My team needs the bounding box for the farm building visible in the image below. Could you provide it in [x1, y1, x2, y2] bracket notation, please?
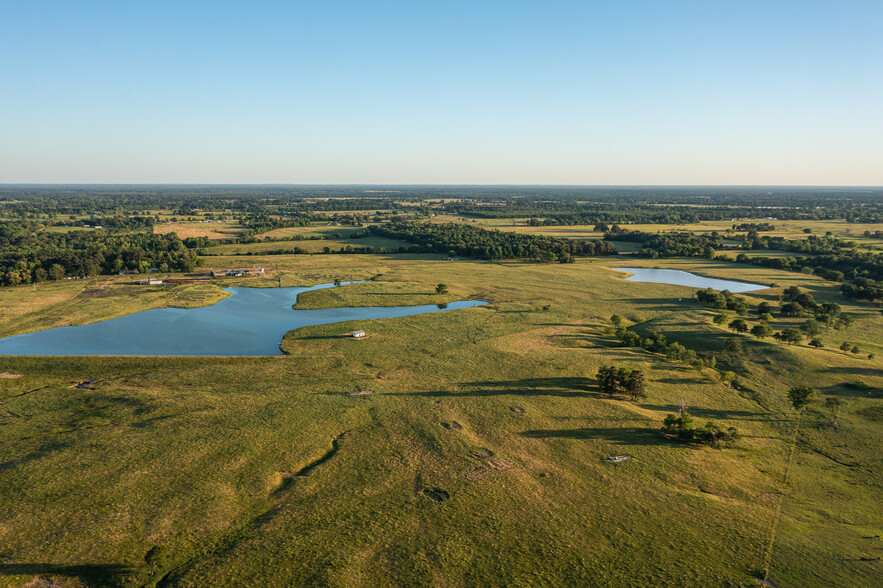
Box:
[340, 330, 366, 339]
[210, 267, 265, 278]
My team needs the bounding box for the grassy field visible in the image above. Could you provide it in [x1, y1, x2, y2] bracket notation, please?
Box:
[0, 256, 881, 587]
[154, 221, 246, 240]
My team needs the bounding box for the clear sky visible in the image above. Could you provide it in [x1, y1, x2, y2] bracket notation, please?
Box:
[1, 1, 881, 185]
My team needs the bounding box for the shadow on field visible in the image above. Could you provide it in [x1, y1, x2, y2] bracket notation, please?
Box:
[0, 563, 133, 586]
[822, 367, 882, 376]
[820, 383, 882, 399]
[411, 377, 598, 399]
[0, 440, 70, 472]
[641, 404, 784, 422]
[617, 297, 689, 311]
[520, 426, 665, 445]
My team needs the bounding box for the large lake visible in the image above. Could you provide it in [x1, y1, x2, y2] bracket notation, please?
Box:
[0, 282, 487, 356]
[614, 268, 767, 293]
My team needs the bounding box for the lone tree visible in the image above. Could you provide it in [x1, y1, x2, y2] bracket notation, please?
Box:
[435, 283, 448, 295]
[800, 319, 821, 338]
[610, 314, 623, 327]
[596, 365, 620, 396]
[725, 337, 744, 357]
[728, 318, 749, 333]
[677, 398, 688, 415]
[775, 328, 803, 346]
[824, 397, 843, 425]
[751, 323, 773, 339]
[145, 545, 169, 574]
[623, 369, 646, 401]
[836, 314, 855, 331]
[787, 386, 815, 412]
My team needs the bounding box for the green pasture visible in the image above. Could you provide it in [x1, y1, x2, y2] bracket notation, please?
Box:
[0, 257, 880, 587]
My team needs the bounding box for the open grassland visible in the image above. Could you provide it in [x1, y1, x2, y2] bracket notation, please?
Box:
[255, 224, 358, 239]
[154, 221, 246, 240]
[0, 256, 880, 587]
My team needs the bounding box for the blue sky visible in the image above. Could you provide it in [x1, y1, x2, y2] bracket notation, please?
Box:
[1, 1, 881, 184]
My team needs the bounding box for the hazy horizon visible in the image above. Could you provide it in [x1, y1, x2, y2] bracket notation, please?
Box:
[3, 1, 881, 185]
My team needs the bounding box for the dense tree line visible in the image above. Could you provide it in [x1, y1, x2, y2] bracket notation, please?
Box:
[0, 224, 196, 285]
[607, 230, 724, 258]
[369, 221, 617, 260]
[732, 222, 775, 231]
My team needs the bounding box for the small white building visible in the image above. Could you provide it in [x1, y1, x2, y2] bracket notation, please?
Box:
[351, 330, 366, 339]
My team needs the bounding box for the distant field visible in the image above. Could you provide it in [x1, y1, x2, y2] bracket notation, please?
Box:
[256, 224, 364, 239]
[154, 221, 246, 240]
[208, 236, 412, 255]
[1, 255, 880, 586]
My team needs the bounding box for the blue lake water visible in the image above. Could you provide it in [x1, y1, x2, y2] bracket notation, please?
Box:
[0, 282, 487, 356]
[614, 268, 767, 293]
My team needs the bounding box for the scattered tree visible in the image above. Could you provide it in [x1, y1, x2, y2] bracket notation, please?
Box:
[775, 328, 803, 346]
[787, 386, 815, 411]
[610, 314, 623, 327]
[435, 283, 448, 294]
[751, 323, 773, 339]
[718, 370, 736, 386]
[623, 369, 647, 401]
[728, 318, 749, 333]
[677, 398, 688, 415]
[724, 337, 744, 357]
[824, 397, 843, 425]
[145, 545, 169, 574]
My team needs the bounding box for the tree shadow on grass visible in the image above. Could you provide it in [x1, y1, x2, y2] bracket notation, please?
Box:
[520, 426, 668, 446]
[822, 367, 883, 376]
[819, 383, 882, 399]
[614, 297, 691, 312]
[0, 440, 71, 472]
[408, 377, 600, 399]
[0, 563, 134, 586]
[640, 404, 787, 422]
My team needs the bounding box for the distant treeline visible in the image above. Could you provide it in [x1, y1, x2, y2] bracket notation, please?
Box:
[0, 222, 197, 286]
[369, 221, 616, 261]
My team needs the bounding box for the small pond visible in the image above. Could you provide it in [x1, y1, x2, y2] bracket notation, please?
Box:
[0, 282, 487, 356]
[613, 268, 767, 293]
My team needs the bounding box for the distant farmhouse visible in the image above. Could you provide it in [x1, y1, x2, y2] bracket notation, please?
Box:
[138, 278, 164, 286]
[210, 267, 265, 278]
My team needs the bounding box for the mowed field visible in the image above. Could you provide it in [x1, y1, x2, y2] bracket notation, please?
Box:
[154, 221, 247, 240]
[432, 215, 883, 249]
[0, 256, 881, 587]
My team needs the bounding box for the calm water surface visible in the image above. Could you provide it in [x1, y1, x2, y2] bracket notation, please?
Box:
[614, 268, 767, 293]
[0, 282, 487, 356]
